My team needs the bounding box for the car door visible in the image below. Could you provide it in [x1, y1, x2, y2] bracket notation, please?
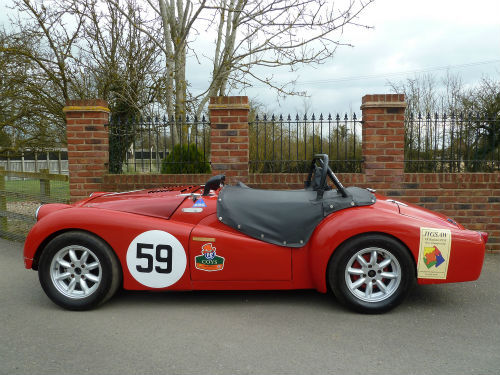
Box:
[189, 215, 292, 281]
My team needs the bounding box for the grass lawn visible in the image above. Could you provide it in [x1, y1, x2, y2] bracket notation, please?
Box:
[3, 179, 69, 203]
[1, 178, 69, 240]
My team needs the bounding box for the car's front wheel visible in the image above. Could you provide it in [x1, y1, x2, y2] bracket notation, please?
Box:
[328, 234, 414, 313]
[38, 231, 121, 310]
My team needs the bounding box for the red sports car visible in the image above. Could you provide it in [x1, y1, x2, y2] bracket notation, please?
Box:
[23, 155, 487, 313]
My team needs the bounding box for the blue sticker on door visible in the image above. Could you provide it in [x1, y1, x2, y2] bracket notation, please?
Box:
[193, 198, 207, 208]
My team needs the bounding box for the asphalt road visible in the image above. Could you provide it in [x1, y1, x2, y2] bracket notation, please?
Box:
[1, 238, 499, 375]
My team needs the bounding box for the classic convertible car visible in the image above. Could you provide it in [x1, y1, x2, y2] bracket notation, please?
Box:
[23, 155, 487, 313]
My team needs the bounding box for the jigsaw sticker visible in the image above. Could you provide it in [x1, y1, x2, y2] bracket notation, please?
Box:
[126, 230, 187, 288]
[195, 243, 225, 271]
[193, 198, 207, 208]
[417, 227, 452, 279]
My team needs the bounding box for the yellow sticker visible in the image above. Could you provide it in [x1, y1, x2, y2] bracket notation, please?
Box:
[417, 227, 452, 279]
[192, 237, 216, 242]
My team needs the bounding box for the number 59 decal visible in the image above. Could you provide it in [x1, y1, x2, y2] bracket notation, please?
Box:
[126, 230, 187, 288]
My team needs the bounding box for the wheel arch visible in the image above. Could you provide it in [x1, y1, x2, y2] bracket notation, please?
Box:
[324, 231, 417, 292]
[309, 227, 417, 293]
[31, 229, 122, 279]
[36, 229, 124, 310]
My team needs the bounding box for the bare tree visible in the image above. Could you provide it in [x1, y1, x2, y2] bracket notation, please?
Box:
[441, 70, 464, 113]
[389, 72, 500, 171]
[0, 31, 32, 148]
[69, 0, 168, 172]
[1, 0, 86, 146]
[1, 0, 165, 151]
[388, 71, 471, 115]
[461, 76, 500, 168]
[107, 0, 374, 118]
[2, 0, 374, 155]
[388, 73, 439, 115]
[72, 0, 165, 117]
[196, 0, 374, 116]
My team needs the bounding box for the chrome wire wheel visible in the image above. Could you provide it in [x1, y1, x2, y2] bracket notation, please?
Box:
[49, 245, 102, 299]
[344, 247, 401, 303]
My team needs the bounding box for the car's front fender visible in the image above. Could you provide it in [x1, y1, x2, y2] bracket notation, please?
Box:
[24, 207, 195, 290]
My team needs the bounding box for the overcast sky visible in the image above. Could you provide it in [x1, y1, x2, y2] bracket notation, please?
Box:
[1, 0, 499, 116]
[237, 0, 500, 115]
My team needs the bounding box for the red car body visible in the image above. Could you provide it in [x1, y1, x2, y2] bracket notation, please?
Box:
[24, 184, 486, 299]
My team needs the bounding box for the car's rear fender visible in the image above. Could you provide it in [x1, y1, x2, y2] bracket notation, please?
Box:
[307, 205, 420, 293]
[322, 231, 417, 292]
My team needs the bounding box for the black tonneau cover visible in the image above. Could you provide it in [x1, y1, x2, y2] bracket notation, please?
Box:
[217, 184, 375, 248]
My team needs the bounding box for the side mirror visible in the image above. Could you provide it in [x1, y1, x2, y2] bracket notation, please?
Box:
[203, 174, 225, 196]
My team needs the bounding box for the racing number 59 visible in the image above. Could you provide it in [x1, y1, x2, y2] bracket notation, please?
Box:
[136, 243, 173, 274]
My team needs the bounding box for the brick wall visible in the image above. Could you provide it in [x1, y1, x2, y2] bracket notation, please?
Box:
[208, 96, 250, 184]
[399, 174, 500, 251]
[63, 99, 109, 202]
[102, 174, 210, 191]
[361, 94, 406, 189]
[64, 96, 500, 253]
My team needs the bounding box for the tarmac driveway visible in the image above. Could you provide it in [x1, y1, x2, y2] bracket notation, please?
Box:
[1, 238, 499, 375]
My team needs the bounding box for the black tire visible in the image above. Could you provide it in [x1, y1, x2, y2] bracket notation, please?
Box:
[328, 234, 414, 314]
[38, 231, 121, 310]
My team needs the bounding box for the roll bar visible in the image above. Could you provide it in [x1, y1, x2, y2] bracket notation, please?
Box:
[305, 154, 348, 199]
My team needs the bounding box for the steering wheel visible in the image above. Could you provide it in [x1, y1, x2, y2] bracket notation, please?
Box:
[305, 154, 348, 199]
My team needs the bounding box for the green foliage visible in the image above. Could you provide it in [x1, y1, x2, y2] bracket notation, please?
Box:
[161, 144, 210, 174]
[108, 115, 138, 174]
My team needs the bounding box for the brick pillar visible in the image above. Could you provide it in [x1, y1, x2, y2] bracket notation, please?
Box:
[208, 96, 250, 184]
[361, 94, 406, 190]
[63, 99, 110, 202]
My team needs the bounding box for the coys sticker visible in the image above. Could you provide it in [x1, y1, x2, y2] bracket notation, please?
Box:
[195, 243, 225, 271]
[417, 227, 452, 279]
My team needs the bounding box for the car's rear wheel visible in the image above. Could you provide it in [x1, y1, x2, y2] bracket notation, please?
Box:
[328, 234, 414, 313]
[38, 231, 121, 310]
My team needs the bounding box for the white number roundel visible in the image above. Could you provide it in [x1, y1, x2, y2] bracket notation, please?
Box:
[126, 230, 187, 288]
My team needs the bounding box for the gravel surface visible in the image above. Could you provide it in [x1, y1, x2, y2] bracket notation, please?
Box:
[6, 201, 39, 217]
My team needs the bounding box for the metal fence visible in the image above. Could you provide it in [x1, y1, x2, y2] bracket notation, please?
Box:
[249, 113, 362, 173]
[0, 168, 69, 241]
[405, 113, 500, 172]
[108, 116, 211, 174]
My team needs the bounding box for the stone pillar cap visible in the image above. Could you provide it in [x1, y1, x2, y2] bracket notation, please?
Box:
[360, 102, 407, 110]
[208, 96, 250, 110]
[63, 99, 110, 113]
[361, 94, 406, 110]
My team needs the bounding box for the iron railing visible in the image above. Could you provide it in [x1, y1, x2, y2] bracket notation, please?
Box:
[405, 113, 500, 172]
[0, 167, 69, 241]
[249, 113, 362, 173]
[108, 116, 211, 174]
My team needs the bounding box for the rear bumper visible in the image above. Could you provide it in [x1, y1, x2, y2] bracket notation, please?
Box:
[418, 229, 485, 285]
